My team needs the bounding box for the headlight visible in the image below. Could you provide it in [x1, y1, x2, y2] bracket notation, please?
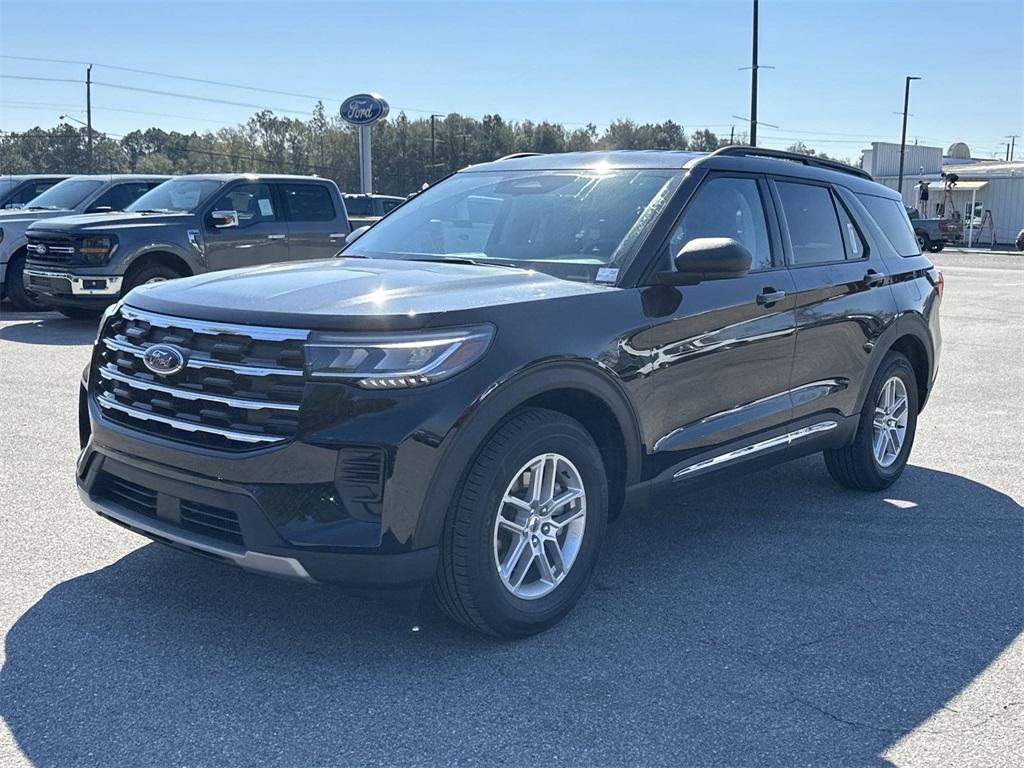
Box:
[78, 235, 117, 265]
[304, 325, 494, 388]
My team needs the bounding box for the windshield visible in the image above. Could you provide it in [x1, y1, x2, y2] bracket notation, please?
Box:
[127, 178, 222, 213]
[24, 179, 103, 210]
[344, 168, 682, 282]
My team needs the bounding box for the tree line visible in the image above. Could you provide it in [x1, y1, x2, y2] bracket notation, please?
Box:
[0, 103, 853, 195]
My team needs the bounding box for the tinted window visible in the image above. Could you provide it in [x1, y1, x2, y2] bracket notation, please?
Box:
[282, 184, 335, 221]
[381, 198, 402, 213]
[8, 180, 60, 206]
[23, 179, 103, 210]
[87, 182, 154, 212]
[212, 183, 276, 227]
[666, 176, 772, 271]
[344, 196, 373, 216]
[858, 194, 920, 257]
[129, 178, 221, 213]
[776, 182, 845, 264]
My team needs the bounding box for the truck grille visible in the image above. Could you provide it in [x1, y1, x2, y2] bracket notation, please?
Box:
[26, 233, 76, 265]
[94, 306, 309, 449]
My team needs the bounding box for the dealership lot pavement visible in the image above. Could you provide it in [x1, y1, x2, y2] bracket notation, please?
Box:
[1, 250, 1021, 767]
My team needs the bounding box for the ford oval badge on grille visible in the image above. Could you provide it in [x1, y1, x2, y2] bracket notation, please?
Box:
[143, 344, 186, 376]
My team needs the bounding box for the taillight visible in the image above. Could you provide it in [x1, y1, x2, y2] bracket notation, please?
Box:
[938, 221, 949, 233]
[927, 269, 944, 301]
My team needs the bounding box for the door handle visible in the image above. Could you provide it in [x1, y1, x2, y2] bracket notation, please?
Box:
[329, 233, 346, 239]
[756, 288, 787, 305]
[863, 269, 886, 287]
[266, 234, 286, 240]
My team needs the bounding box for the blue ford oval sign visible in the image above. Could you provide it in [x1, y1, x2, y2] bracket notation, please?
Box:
[340, 93, 389, 126]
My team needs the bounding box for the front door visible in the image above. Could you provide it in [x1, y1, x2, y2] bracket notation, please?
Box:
[635, 173, 798, 478]
[203, 182, 290, 271]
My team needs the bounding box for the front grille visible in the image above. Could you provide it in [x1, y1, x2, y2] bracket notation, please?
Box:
[26, 233, 76, 266]
[95, 470, 244, 546]
[94, 306, 309, 449]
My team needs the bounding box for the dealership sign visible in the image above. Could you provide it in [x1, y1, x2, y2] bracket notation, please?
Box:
[340, 94, 390, 126]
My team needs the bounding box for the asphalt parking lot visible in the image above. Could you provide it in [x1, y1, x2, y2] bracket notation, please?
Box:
[1, 249, 1021, 767]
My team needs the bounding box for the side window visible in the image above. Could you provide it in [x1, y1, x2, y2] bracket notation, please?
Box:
[87, 183, 151, 213]
[281, 184, 335, 222]
[776, 181, 845, 265]
[212, 183, 276, 227]
[835, 197, 867, 259]
[11, 181, 58, 206]
[344, 196, 373, 216]
[856, 193, 920, 257]
[667, 176, 773, 271]
[381, 198, 402, 213]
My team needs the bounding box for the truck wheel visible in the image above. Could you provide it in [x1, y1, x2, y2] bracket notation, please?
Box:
[433, 408, 608, 638]
[123, 263, 183, 293]
[58, 307, 103, 321]
[916, 232, 931, 252]
[929, 244, 944, 253]
[824, 352, 919, 491]
[6, 253, 49, 312]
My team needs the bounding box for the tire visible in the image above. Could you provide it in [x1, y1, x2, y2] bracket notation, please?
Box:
[123, 262, 183, 293]
[5, 253, 49, 312]
[824, 352, 919, 491]
[433, 407, 608, 638]
[929, 244, 944, 253]
[58, 306, 103, 321]
[916, 232, 931, 252]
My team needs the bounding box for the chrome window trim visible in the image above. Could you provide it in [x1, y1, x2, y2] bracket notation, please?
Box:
[98, 364, 300, 412]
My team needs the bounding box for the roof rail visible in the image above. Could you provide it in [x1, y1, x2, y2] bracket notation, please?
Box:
[495, 152, 544, 161]
[709, 145, 873, 181]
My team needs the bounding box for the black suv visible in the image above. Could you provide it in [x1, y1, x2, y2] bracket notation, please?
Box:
[77, 148, 942, 638]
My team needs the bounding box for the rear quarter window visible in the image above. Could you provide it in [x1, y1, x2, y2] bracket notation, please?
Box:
[857, 193, 920, 257]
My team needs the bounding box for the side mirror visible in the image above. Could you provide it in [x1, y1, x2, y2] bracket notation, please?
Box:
[211, 210, 239, 228]
[88, 205, 113, 213]
[345, 225, 370, 245]
[656, 237, 752, 285]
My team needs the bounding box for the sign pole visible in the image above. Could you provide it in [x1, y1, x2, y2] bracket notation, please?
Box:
[359, 125, 372, 194]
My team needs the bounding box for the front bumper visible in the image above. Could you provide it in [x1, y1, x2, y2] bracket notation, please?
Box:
[24, 267, 123, 297]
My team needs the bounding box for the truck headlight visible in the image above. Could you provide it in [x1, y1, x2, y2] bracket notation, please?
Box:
[305, 325, 494, 388]
[79, 235, 117, 265]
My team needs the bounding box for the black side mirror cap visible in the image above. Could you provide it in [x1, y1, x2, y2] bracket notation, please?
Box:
[653, 237, 753, 285]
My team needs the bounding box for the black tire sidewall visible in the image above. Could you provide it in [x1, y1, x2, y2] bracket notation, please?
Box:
[124, 264, 181, 293]
[6, 254, 48, 311]
[457, 412, 608, 636]
[859, 354, 919, 484]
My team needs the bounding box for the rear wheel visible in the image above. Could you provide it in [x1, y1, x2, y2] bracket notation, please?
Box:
[824, 353, 919, 490]
[433, 408, 608, 638]
[916, 232, 931, 253]
[929, 243, 944, 253]
[6, 254, 49, 311]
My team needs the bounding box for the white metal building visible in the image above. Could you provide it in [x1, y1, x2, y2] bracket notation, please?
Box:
[862, 141, 1024, 246]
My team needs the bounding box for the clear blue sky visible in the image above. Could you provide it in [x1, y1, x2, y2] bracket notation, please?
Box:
[1, 0, 1021, 160]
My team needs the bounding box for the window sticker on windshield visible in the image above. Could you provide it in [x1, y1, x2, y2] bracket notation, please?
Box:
[596, 267, 619, 283]
[258, 198, 274, 216]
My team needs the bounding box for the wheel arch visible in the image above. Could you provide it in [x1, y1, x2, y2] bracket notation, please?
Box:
[123, 247, 196, 281]
[411, 360, 644, 549]
[857, 315, 935, 414]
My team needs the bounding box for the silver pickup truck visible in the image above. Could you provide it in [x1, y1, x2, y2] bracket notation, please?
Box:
[906, 206, 961, 253]
[1, 175, 168, 310]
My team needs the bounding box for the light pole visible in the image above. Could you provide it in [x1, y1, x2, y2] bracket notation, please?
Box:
[59, 114, 87, 127]
[750, 0, 759, 146]
[897, 76, 921, 201]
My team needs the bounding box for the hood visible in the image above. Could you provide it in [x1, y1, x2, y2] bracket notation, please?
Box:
[26, 210, 193, 235]
[0, 208, 77, 228]
[126, 258, 610, 331]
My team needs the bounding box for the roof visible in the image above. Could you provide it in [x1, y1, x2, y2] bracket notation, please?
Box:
[65, 174, 171, 181]
[463, 150, 706, 172]
[173, 173, 331, 182]
[0, 174, 68, 181]
[926, 180, 988, 191]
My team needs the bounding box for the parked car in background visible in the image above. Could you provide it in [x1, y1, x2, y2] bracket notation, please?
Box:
[1, 174, 169, 310]
[24, 173, 350, 318]
[906, 206, 960, 252]
[342, 193, 405, 228]
[0, 174, 68, 209]
[76, 148, 942, 638]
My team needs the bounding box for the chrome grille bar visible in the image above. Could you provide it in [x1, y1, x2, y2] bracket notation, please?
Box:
[102, 337, 305, 378]
[120, 306, 310, 342]
[96, 394, 286, 445]
[98, 364, 300, 411]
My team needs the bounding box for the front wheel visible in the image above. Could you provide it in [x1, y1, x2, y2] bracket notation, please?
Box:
[6, 254, 49, 311]
[123, 263, 183, 294]
[824, 352, 919, 490]
[433, 408, 608, 638]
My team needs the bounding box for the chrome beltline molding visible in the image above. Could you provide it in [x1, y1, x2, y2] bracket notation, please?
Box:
[673, 420, 838, 479]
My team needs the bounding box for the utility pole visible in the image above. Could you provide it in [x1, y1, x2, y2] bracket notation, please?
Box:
[750, 0, 759, 146]
[85, 64, 94, 174]
[1007, 134, 1018, 162]
[896, 75, 921, 202]
[428, 114, 444, 182]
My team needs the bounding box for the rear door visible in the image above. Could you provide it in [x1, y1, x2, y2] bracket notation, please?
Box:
[279, 182, 347, 260]
[635, 172, 798, 475]
[771, 177, 898, 424]
[202, 182, 290, 271]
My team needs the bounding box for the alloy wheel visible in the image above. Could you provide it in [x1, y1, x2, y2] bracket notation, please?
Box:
[492, 452, 587, 600]
[872, 376, 909, 468]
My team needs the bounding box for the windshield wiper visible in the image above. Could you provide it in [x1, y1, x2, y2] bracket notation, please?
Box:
[408, 256, 528, 270]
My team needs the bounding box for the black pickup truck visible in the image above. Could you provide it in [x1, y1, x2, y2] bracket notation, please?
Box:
[24, 174, 350, 318]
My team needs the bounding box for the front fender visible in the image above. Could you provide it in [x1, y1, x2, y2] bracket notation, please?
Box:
[411, 359, 643, 549]
[120, 241, 202, 274]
